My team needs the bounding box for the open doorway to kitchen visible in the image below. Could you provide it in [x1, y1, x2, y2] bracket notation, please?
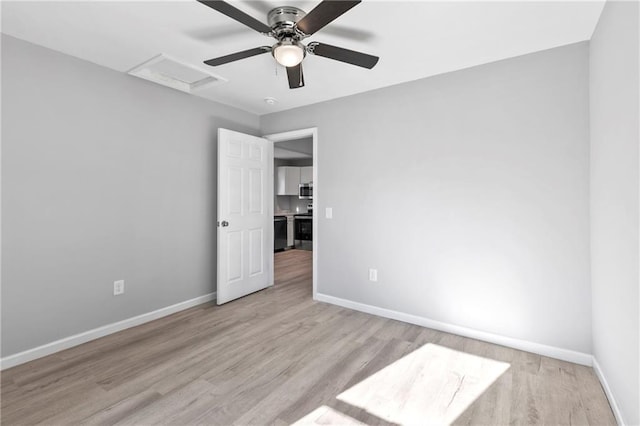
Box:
[265, 128, 317, 299]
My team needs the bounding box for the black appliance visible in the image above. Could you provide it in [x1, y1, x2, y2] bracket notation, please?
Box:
[294, 213, 312, 250]
[274, 216, 287, 251]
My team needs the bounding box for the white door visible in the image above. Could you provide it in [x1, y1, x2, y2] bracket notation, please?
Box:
[217, 128, 273, 305]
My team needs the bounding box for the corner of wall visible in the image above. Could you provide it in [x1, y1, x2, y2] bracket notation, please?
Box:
[592, 357, 628, 426]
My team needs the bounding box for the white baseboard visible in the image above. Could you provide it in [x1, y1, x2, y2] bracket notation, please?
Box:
[592, 357, 626, 426]
[315, 293, 593, 366]
[0, 292, 216, 371]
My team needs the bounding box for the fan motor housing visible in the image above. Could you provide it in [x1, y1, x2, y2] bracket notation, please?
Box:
[268, 6, 306, 38]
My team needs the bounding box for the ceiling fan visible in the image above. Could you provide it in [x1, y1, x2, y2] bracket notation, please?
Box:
[197, 0, 379, 89]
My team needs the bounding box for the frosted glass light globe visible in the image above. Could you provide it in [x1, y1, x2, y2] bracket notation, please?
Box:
[273, 42, 305, 67]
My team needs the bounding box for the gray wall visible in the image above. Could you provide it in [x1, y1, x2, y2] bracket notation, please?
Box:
[262, 42, 592, 353]
[1, 35, 259, 357]
[589, 1, 640, 424]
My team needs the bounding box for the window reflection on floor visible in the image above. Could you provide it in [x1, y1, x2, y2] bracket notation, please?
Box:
[293, 343, 510, 425]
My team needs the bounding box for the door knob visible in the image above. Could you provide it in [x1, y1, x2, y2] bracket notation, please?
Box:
[221, 220, 229, 227]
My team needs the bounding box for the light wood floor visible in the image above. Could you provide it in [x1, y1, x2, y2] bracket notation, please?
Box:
[1, 249, 615, 425]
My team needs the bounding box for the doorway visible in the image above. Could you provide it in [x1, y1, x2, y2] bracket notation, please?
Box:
[265, 128, 318, 299]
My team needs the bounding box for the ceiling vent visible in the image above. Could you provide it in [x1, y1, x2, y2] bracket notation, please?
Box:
[128, 54, 227, 93]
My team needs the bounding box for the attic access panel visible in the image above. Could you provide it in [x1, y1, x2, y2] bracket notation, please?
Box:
[128, 54, 227, 93]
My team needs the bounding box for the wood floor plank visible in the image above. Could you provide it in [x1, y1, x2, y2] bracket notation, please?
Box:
[79, 390, 163, 425]
[1, 249, 615, 425]
[574, 364, 618, 425]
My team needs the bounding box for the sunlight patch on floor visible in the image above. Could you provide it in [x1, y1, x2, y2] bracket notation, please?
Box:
[294, 343, 510, 425]
[337, 343, 510, 425]
[293, 405, 367, 425]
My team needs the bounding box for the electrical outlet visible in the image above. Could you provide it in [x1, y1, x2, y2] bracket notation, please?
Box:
[113, 280, 125, 296]
[369, 269, 378, 282]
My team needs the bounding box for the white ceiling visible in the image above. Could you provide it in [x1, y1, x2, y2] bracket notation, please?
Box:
[1, 1, 605, 115]
[274, 137, 313, 158]
[274, 146, 311, 159]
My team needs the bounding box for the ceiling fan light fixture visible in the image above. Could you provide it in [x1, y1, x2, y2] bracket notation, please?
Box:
[199, 0, 379, 90]
[273, 40, 305, 67]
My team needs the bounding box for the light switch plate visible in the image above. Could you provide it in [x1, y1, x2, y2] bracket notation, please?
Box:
[325, 207, 333, 219]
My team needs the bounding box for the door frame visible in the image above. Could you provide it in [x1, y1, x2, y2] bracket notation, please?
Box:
[264, 127, 318, 300]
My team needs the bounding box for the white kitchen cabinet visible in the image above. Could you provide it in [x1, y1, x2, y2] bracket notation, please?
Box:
[277, 166, 301, 195]
[300, 166, 313, 184]
[287, 216, 294, 247]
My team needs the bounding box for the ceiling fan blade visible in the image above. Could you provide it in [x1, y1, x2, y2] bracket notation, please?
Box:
[197, 1, 272, 34]
[286, 64, 305, 89]
[308, 42, 378, 69]
[296, 1, 361, 36]
[204, 46, 271, 66]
